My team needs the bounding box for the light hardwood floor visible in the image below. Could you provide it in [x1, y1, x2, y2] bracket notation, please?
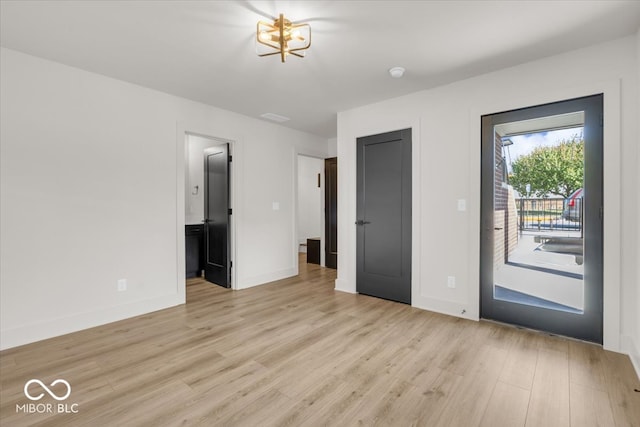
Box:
[1, 256, 639, 426]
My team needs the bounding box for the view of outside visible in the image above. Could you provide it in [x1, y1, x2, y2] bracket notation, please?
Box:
[493, 126, 585, 313]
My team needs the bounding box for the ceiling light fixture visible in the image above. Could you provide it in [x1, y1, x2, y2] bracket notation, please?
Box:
[389, 67, 405, 78]
[257, 13, 311, 63]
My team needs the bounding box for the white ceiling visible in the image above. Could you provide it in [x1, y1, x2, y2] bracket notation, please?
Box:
[1, 1, 639, 138]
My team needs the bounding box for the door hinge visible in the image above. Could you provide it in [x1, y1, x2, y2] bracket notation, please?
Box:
[229, 155, 232, 162]
[600, 115, 604, 127]
[228, 208, 232, 215]
[230, 261, 232, 268]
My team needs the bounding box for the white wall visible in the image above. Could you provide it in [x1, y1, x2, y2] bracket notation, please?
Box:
[297, 155, 324, 247]
[327, 137, 337, 158]
[337, 36, 639, 359]
[0, 47, 327, 350]
[633, 28, 640, 374]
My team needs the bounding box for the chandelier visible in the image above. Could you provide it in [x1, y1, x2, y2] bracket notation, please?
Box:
[256, 14, 311, 63]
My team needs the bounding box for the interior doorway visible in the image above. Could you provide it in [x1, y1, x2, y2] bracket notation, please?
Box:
[480, 94, 603, 343]
[356, 129, 412, 304]
[296, 155, 325, 265]
[185, 133, 234, 288]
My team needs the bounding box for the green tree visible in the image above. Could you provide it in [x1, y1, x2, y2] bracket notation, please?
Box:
[509, 136, 583, 198]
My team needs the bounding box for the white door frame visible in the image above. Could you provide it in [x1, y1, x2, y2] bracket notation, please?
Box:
[295, 153, 328, 268]
[176, 123, 240, 301]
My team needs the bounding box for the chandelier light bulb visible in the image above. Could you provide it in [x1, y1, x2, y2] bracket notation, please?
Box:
[256, 13, 311, 63]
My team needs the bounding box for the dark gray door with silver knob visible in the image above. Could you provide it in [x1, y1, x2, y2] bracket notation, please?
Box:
[204, 144, 230, 288]
[356, 129, 412, 304]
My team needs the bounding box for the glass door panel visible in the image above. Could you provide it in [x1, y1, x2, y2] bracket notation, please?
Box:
[480, 95, 603, 343]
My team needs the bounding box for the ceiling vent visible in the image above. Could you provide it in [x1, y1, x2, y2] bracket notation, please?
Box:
[260, 113, 291, 123]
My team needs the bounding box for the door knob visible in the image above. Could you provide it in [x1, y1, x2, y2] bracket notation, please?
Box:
[355, 220, 371, 225]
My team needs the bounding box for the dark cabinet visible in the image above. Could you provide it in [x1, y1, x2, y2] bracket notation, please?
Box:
[185, 224, 204, 278]
[307, 237, 321, 265]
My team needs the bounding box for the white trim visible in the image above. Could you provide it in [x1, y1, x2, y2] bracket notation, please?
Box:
[467, 107, 482, 321]
[176, 125, 187, 302]
[413, 296, 472, 319]
[1, 293, 181, 350]
[334, 278, 356, 294]
[410, 123, 423, 310]
[292, 148, 299, 276]
[600, 82, 622, 351]
[238, 268, 297, 290]
[621, 334, 640, 379]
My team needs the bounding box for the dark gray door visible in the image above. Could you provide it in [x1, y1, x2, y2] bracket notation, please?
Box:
[325, 157, 337, 269]
[480, 94, 603, 343]
[204, 144, 230, 288]
[356, 129, 412, 304]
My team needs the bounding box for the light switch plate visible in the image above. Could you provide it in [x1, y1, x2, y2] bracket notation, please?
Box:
[447, 276, 456, 288]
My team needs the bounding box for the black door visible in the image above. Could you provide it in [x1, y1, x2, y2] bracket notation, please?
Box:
[480, 94, 603, 343]
[204, 144, 231, 288]
[356, 129, 412, 304]
[325, 157, 337, 269]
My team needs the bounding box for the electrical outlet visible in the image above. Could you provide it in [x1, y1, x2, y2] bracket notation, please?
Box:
[457, 199, 466, 211]
[447, 276, 456, 288]
[117, 279, 127, 292]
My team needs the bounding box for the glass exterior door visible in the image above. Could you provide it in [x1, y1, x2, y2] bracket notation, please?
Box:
[480, 95, 603, 343]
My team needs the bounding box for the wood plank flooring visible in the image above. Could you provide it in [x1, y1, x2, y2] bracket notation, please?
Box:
[1, 256, 639, 426]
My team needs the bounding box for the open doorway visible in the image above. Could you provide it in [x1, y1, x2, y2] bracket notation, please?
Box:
[185, 133, 234, 288]
[297, 155, 324, 266]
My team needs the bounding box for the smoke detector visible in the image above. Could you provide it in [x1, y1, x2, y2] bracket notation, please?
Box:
[389, 67, 405, 78]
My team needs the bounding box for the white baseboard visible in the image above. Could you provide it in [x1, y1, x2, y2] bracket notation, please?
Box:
[334, 278, 356, 294]
[621, 334, 640, 380]
[238, 267, 297, 290]
[412, 296, 477, 321]
[0, 293, 183, 351]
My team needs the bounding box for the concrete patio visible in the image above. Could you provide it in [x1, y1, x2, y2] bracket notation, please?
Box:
[494, 230, 584, 312]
